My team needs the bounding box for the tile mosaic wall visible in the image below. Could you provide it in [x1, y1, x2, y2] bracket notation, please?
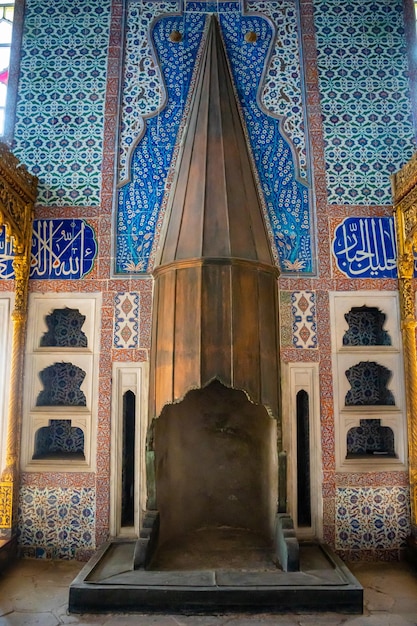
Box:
[13, 0, 111, 206]
[335, 486, 410, 554]
[18, 486, 95, 559]
[314, 0, 415, 204]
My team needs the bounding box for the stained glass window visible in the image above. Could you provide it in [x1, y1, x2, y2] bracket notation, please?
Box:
[0, 3, 13, 135]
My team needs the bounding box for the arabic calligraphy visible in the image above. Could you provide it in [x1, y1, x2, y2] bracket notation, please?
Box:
[333, 217, 401, 279]
[0, 219, 97, 280]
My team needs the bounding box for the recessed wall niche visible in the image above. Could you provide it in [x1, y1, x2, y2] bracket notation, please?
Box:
[330, 292, 406, 471]
[21, 294, 101, 472]
[33, 419, 85, 460]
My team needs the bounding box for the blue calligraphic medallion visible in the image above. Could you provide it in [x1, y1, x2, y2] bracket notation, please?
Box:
[333, 217, 398, 279]
[0, 219, 97, 280]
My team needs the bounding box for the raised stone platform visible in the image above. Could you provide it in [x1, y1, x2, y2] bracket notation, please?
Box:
[69, 540, 363, 614]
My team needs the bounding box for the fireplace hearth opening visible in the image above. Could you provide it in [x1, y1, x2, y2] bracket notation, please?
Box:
[149, 380, 278, 570]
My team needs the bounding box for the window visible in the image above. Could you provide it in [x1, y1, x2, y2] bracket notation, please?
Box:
[0, 2, 14, 135]
[21, 294, 101, 472]
[330, 292, 407, 471]
[0, 0, 22, 140]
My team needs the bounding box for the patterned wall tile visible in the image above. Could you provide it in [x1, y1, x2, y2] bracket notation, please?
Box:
[119, 0, 178, 183]
[114, 291, 140, 348]
[291, 290, 317, 348]
[116, 9, 206, 273]
[117, 2, 314, 274]
[18, 486, 95, 559]
[314, 0, 415, 204]
[248, 0, 307, 179]
[335, 487, 410, 551]
[13, 0, 111, 206]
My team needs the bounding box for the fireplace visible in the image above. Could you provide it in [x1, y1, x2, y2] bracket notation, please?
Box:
[69, 13, 363, 613]
[150, 380, 278, 568]
[142, 14, 282, 570]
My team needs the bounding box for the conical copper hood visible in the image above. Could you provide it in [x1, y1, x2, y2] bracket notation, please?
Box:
[149, 15, 280, 421]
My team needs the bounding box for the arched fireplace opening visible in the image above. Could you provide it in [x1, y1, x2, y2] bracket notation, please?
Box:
[150, 380, 278, 570]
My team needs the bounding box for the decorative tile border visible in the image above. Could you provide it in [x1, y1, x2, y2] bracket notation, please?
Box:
[279, 290, 292, 347]
[114, 292, 140, 348]
[291, 290, 317, 348]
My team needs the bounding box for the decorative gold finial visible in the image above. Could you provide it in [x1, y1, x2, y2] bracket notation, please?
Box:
[244, 31, 257, 43]
[169, 30, 182, 43]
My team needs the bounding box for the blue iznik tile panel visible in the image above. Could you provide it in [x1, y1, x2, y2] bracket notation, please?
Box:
[116, 8, 206, 272]
[335, 487, 410, 551]
[119, 1, 178, 184]
[13, 0, 111, 206]
[18, 486, 95, 559]
[248, 1, 307, 180]
[116, 1, 313, 274]
[314, 0, 415, 205]
[220, 9, 311, 272]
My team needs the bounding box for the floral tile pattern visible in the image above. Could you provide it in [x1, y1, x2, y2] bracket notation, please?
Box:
[291, 290, 317, 348]
[250, 0, 307, 179]
[314, 0, 415, 204]
[116, 9, 206, 273]
[114, 292, 140, 348]
[335, 487, 410, 551]
[13, 0, 111, 206]
[118, 0, 178, 184]
[117, 2, 314, 274]
[18, 486, 95, 559]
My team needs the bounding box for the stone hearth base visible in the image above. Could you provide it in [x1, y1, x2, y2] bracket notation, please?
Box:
[69, 540, 363, 614]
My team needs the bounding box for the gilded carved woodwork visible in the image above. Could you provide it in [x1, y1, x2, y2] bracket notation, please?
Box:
[392, 155, 417, 537]
[392, 151, 417, 205]
[0, 142, 37, 531]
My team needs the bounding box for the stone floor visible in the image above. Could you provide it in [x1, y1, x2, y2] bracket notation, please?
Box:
[0, 558, 417, 625]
